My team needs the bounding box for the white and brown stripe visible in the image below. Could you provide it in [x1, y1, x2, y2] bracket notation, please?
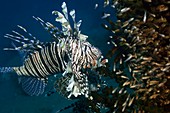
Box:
[13, 42, 68, 78]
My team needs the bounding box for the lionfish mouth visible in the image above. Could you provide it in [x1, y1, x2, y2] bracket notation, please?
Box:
[83, 56, 108, 69]
[94, 57, 108, 66]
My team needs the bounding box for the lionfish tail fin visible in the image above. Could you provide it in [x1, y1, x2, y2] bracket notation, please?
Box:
[0, 67, 14, 73]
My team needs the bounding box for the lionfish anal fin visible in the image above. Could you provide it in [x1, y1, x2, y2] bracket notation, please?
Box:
[18, 76, 47, 96]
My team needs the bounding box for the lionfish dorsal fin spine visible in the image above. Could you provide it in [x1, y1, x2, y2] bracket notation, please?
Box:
[33, 16, 63, 40]
[4, 25, 45, 55]
[61, 2, 69, 20]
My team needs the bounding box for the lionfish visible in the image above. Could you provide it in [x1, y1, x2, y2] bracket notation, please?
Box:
[0, 2, 105, 98]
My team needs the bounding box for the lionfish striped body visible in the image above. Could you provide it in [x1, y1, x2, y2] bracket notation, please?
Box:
[0, 2, 103, 98]
[14, 42, 67, 77]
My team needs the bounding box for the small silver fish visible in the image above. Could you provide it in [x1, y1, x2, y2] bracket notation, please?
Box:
[101, 13, 110, 19]
[94, 4, 98, 9]
[120, 7, 130, 13]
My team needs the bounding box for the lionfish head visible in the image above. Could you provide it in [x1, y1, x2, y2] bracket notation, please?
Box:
[81, 41, 107, 69]
[90, 45, 102, 59]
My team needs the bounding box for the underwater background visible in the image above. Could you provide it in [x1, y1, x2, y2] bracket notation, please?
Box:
[0, 0, 113, 113]
[0, 0, 170, 113]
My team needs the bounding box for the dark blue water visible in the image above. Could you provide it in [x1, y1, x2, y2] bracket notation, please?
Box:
[0, 0, 116, 113]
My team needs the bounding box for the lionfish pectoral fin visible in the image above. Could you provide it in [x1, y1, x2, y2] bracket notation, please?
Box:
[19, 76, 47, 96]
[54, 73, 72, 98]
